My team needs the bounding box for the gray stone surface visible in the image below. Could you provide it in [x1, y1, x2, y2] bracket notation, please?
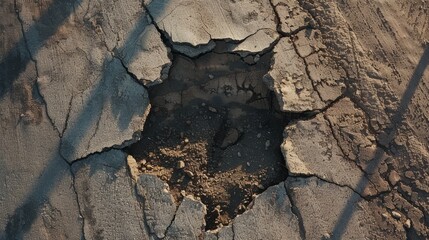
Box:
[17, 0, 171, 162]
[263, 36, 344, 112]
[1, 0, 428, 238]
[227, 29, 279, 57]
[137, 174, 177, 238]
[203, 231, 219, 240]
[165, 196, 207, 240]
[146, 0, 277, 57]
[281, 98, 390, 196]
[281, 112, 369, 194]
[263, 38, 324, 112]
[72, 149, 150, 240]
[20, 0, 171, 87]
[39, 56, 151, 162]
[116, 23, 171, 86]
[217, 225, 234, 240]
[0, 2, 82, 239]
[0, 96, 82, 240]
[232, 183, 301, 240]
[285, 177, 405, 239]
[324, 98, 390, 195]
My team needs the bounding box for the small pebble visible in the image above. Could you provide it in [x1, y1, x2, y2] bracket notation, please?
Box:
[404, 219, 411, 229]
[184, 138, 189, 144]
[177, 161, 185, 169]
[246, 162, 250, 167]
[238, 152, 242, 157]
[392, 211, 401, 219]
[201, 102, 206, 107]
[254, 54, 260, 62]
[265, 140, 271, 150]
[184, 170, 194, 177]
[405, 171, 414, 179]
[388, 170, 400, 186]
[186, 120, 192, 125]
[257, 133, 261, 138]
[208, 106, 217, 113]
[322, 233, 330, 239]
[208, 74, 214, 79]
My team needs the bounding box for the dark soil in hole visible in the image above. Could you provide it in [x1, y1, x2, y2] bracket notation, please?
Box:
[126, 52, 290, 230]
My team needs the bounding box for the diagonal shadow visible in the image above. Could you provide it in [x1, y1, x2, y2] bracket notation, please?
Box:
[0, 0, 82, 99]
[2, 1, 170, 239]
[331, 46, 429, 239]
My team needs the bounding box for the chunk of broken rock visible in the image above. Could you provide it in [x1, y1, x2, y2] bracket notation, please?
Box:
[137, 174, 176, 238]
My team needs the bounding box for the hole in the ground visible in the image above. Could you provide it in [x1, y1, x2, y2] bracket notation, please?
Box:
[126, 51, 292, 230]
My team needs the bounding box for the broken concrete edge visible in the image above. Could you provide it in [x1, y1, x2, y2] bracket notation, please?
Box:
[126, 155, 179, 239]
[115, 53, 172, 88]
[142, 1, 283, 59]
[281, 121, 383, 199]
[28, 1, 398, 237]
[69, 149, 151, 239]
[126, 155, 293, 238]
[59, 97, 151, 164]
[283, 181, 306, 240]
[321, 113, 390, 196]
[63, 120, 396, 240]
[270, 0, 320, 37]
[126, 159, 162, 239]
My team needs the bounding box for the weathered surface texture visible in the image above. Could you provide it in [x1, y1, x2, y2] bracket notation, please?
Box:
[285, 177, 405, 239]
[231, 183, 301, 240]
[145, 0, 278, 57]
[17, 0, 170, 162]
[0, 96, 82, 240]
[282, 98, 390, 196]
[136, 174, 177, 238]
[165, 196, 207, 240]
[72, 150, 150, 240]
[272, 0, 315, 35]
[289, 0, 429, 238]
[203, 183, 301, 240]
[263, 32, 345, 112]
[0, 2, 82, 239]
[1, 0, 428, 239]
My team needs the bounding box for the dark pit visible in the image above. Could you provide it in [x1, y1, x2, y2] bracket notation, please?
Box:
[126, 51, 291, 230]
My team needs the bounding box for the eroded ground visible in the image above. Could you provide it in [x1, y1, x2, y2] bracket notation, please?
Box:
[127, 52, 289, 229]
[1, 0, 428, 239]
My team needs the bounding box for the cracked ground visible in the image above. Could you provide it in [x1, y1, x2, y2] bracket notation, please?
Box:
[0, 0, 428, 239]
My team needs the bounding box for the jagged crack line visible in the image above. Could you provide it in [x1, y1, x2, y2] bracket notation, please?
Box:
[283, 182, 306, 240]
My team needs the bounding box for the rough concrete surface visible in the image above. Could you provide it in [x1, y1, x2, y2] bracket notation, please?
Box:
[71, 150, 150, 240]
[1, 0, 428, 239]
[229, 183, 301, 240]
[164, 196, 207, 240]
[285, 177, 405, 239]
[145, 0, 277, 57]
[136, 174, 176, 238]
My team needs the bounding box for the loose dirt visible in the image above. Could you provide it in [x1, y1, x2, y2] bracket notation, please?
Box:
[127, 52, 293, 230]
